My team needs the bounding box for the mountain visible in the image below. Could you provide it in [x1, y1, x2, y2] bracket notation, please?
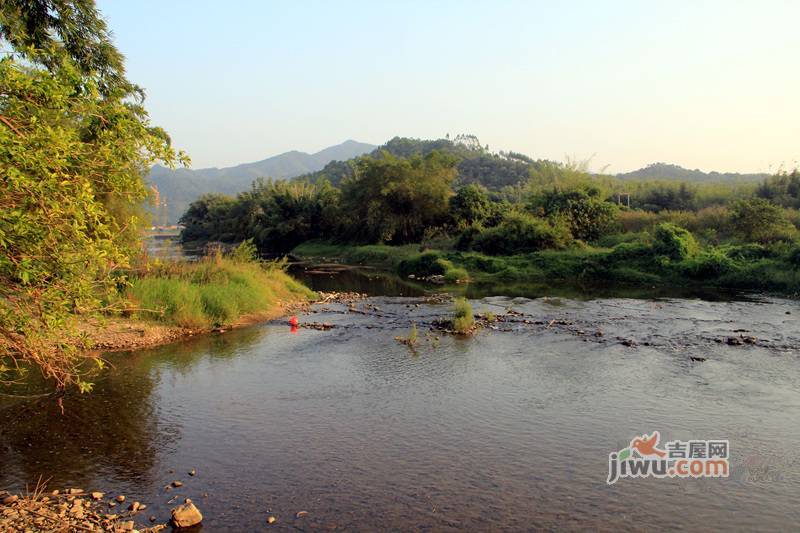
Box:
[617, 163, 769, 183]
[148, 140, 376, 223]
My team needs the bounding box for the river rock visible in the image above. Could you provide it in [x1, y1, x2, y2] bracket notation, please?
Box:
[2, 495, 18, 505]
[171, 502, 203, 528]
[116, 495, 126, 503]
[267, 515, 277, 524]
[172, 480, 183, 487]
[91, 492, 104, 500]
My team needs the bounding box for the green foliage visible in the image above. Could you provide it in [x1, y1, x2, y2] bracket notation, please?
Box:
[180, 179, 341, 253]
[0, 1, 187, 390]
[529, 187, 619, 241]
[452, 297, 474, 334]
[756, 170, 800, 208]
[341, 151, 457, 244]
[398, 252, 450, 277]
[398, 251, 469, 283]
[450, 184, 491, 228]
[788, 245, 800, 268]
[444, 266, 469, 283]
[729, 198, 795, 243]
[652, 223, 699, 261]
[471, 211, 572, 255]
[682, 249, 739, 279]
[128, 278, 206, 328]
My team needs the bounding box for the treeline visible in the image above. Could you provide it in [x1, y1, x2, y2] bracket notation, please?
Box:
[181, 147, 800, 262]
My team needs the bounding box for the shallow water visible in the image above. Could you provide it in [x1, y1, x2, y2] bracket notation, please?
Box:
[2, 287, 800, 530]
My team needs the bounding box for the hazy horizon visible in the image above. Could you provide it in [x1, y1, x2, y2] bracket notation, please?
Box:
[99, 0, 799, 174]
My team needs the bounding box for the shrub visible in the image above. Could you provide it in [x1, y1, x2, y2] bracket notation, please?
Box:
[607, 241, 653, 263]
[729, 198, 796, 243]
[652, 223, 698, 261]
[452, 297, 474, 333]
[455, 223, 483, 251]
[723, 243, 776, 261]
[472, 212, 571, 255]
[444, 267, 469, 283]
[682, 249, 739, 279]
[529, 188, 619, 241]
[398, 251, 450, 277]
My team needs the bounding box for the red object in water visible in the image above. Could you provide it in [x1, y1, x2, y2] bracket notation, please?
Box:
[288, 315, 299, 327]
[290, 324, 298, 335]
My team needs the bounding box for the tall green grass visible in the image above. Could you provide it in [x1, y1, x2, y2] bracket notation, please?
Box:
[452, 297, 475, 334]
[128, 249, 313, 328]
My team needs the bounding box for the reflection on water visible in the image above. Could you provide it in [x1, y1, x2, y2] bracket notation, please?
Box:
[2, 291, 800, 530]
[289, 263, 754, 302]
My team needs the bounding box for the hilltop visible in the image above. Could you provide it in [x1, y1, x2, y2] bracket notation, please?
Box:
[617, 162, 769, 183]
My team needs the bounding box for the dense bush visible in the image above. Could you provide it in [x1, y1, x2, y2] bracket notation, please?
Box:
[449, 184, 492, 228]
[529, 187, 619, 241]
[398, 251, 469, 282]
[652, 223, 699, 261]
[682, 249, 739, 279]
[471, 212, 572, 255]
[729, 198, 796, 243]
[398, 251, 452, 277]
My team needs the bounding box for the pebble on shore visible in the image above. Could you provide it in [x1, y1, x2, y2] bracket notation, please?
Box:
[0, 488, 166, 532]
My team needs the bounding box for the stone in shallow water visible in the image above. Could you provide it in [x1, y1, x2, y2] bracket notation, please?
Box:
[171, 502, 203, 528]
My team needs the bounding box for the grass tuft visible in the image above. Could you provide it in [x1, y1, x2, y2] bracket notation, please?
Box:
[452, 297, 475, 334]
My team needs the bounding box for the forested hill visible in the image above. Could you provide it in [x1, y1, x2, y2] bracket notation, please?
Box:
[300, 135, 544, 190]
[617, 163, 769, 183]
[148, 140, 376, 223]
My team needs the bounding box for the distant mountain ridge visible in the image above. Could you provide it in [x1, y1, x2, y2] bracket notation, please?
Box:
[148, 140, 376, 223]
[616, 162, 769, 183]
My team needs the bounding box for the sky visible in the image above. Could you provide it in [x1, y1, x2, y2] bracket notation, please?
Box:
[98, 0, 800, 173]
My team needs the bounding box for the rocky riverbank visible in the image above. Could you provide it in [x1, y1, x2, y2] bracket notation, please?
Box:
[78, 294, 366, 356]
[0, 486, 167, 532]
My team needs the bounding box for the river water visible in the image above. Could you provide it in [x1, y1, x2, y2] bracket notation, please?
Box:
[2, 271, 800, 531]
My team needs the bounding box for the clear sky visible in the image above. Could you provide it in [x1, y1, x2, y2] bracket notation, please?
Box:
[98, 0, 799, 173]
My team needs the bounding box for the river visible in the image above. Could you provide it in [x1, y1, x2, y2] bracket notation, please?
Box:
[1, 270, 799, 531]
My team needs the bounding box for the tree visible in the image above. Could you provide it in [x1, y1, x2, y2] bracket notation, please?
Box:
[729, 198, 795, 243]
[449, 184, 491, 228]
[340, 151, 457, 244]
[0, 1, 185, 390]
[529, 187, 619, 242]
